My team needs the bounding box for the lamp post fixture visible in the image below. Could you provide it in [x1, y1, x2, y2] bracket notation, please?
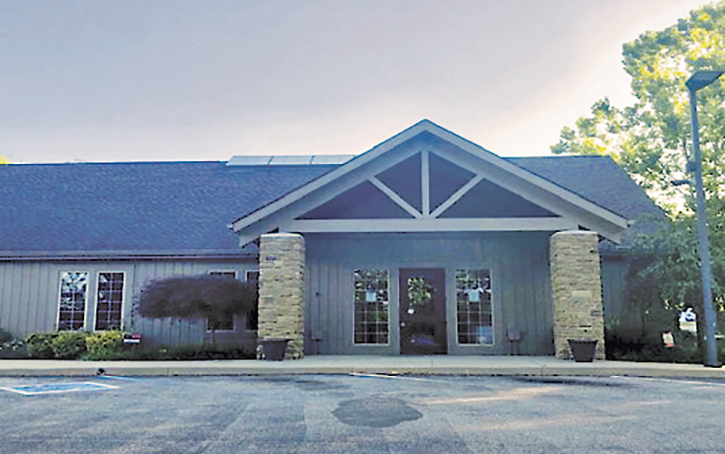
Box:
[685, 70, 723, 368]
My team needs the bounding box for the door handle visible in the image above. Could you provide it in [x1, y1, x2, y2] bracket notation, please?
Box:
[400, 322, 406, 327]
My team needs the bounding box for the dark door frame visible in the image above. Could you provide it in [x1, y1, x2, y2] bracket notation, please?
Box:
[399, 268, 447, 355]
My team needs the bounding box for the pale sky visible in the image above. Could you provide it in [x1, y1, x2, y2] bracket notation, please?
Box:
[0, 0, 713, 163]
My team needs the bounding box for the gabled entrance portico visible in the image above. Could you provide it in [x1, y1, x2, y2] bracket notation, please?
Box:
[236, 121, 630, 359]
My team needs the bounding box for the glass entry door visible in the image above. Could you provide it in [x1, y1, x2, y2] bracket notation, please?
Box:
[399, 268, 447, 355]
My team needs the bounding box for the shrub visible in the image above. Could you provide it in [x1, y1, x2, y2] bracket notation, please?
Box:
[83, 331, 125, 360]
[0, 339, 28, 359]
[50, 331, 89, 359]
[116, 343, 257, 361]
[605, 321, 707, 363]
[25, 333, 58, 359]
[25, 331, 91, 359]
[0, 327, 13, 344]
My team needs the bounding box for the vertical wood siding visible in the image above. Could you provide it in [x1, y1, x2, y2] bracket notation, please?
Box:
[601, 256, 641, 338]
[0, 258, 257, 347]
[305, 232, 555, 355]
[1, 247, 632, 355]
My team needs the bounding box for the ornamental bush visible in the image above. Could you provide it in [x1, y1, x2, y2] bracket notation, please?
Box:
[26, 331, 90, 359]
[0, 327, 13, 344]
[84, 331, 125, 360]
[0, 328, 27, 359]
[50, 331, 89, 359]
[138, 275, 257, 320]
[25, 333, 58, 359]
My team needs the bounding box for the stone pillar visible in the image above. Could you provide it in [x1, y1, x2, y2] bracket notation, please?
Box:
[550, 231, 606, 360]
[258, 233, 305, 359]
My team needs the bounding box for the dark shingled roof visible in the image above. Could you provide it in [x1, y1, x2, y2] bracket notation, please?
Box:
[0, 155, 662, 256]
[0, 162, 334, 254]
[508, 156, 664, 221]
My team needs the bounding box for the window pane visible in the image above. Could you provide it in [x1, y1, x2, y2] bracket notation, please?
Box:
[245, 270, 260, 283]
[455, 270, 493, 345]
[207, 314, 234, 332]
[58, 272, 88, 331]
[242, 270, 259, 330]
[353, 269, 390, 344]
[209, 270, 237, 279]
[95, 272, 124, 331]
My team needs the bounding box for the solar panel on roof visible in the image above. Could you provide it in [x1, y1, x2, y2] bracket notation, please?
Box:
[270, 156, 314, 165]
[310, 155, 356, 165]
[226, 155, 355, 166]
[226, 156, 273, 166]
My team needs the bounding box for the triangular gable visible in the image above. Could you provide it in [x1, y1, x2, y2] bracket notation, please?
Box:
[230, 120, 630, 244]
[298, 181, 415, 220]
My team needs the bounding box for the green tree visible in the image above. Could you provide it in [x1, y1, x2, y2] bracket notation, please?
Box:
[552, 2, 725, 211]
[553, 3, 725, 351]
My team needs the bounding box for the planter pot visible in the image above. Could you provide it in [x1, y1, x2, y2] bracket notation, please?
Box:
[260, 338, 291, 361]
[567, 339, 597, 362]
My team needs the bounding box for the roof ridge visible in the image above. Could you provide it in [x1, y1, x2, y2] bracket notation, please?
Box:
[3, 160, 225, 167]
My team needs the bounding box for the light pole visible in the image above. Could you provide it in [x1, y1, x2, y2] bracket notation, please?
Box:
[685, 70, 723, 368]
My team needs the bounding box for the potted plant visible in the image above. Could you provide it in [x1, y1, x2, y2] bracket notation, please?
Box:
[567, 326, 598, 362]
[567, 339, 598, 362]
[259, 338, 291, 361]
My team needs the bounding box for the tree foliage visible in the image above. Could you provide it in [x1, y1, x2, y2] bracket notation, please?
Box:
[138, 275, 257, 322]
[627, 215, 725, 314]
[552, 2, 725, 211]
[552, 3, 725, 334]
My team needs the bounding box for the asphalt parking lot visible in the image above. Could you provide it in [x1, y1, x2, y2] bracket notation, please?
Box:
[1, 374, 724, 454]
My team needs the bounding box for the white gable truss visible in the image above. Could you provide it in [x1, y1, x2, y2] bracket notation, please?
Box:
[230, 120, 630, 244]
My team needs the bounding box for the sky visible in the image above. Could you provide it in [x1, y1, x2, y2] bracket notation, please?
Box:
[0, 0, 714, 163]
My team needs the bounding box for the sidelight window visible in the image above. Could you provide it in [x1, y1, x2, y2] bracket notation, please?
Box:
[353, 269, 390, 344]
[456, 269, 493, 345]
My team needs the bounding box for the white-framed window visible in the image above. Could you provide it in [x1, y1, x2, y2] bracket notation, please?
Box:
[245, 270, 259, 283]
[208, 270, 238, 279]
[58, 271, 88, 331]
[353, 269, 390, 344]
[455, 269, 493, 345]
[95, 272, 125, 331]
[244, 270, 259, 331]
[206, 270, 238, 332]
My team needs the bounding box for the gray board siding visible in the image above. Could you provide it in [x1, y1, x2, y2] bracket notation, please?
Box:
[601, 256, 642, 338]
[0, 239, 634, 355]
[304, 232, 555, 356]
[0, 258, 258, 346]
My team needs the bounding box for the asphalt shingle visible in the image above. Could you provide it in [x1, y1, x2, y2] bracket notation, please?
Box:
[0, 162, 333, 253]
[0, 155, 662, 255]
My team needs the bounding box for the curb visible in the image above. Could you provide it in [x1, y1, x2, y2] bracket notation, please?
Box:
[0, 359, 723, 379]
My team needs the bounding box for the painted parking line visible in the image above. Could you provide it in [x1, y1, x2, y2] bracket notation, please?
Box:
[96, 375, 137, 381]
[350, 372, 442, 383]
[612, 376, 725, 387]
[0, 381, 119, 396]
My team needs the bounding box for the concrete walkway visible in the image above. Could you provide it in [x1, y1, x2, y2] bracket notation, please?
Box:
[1, 356, 724, 378]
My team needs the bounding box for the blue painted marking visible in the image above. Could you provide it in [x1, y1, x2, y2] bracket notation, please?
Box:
[96, 375, 136, 381]
[0, 381, 118, 396]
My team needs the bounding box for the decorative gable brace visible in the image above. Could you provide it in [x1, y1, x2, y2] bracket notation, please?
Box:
[230, 120, 630, 245]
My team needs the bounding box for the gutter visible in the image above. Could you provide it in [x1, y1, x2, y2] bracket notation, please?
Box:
[0, 249, 258, 262]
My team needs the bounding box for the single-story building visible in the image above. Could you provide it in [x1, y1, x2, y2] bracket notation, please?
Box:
[0, 120, 662, 358]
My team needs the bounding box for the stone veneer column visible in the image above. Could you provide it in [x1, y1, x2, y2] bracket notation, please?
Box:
[258, 233, 305, 359]
[550, 231, 606, 360]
